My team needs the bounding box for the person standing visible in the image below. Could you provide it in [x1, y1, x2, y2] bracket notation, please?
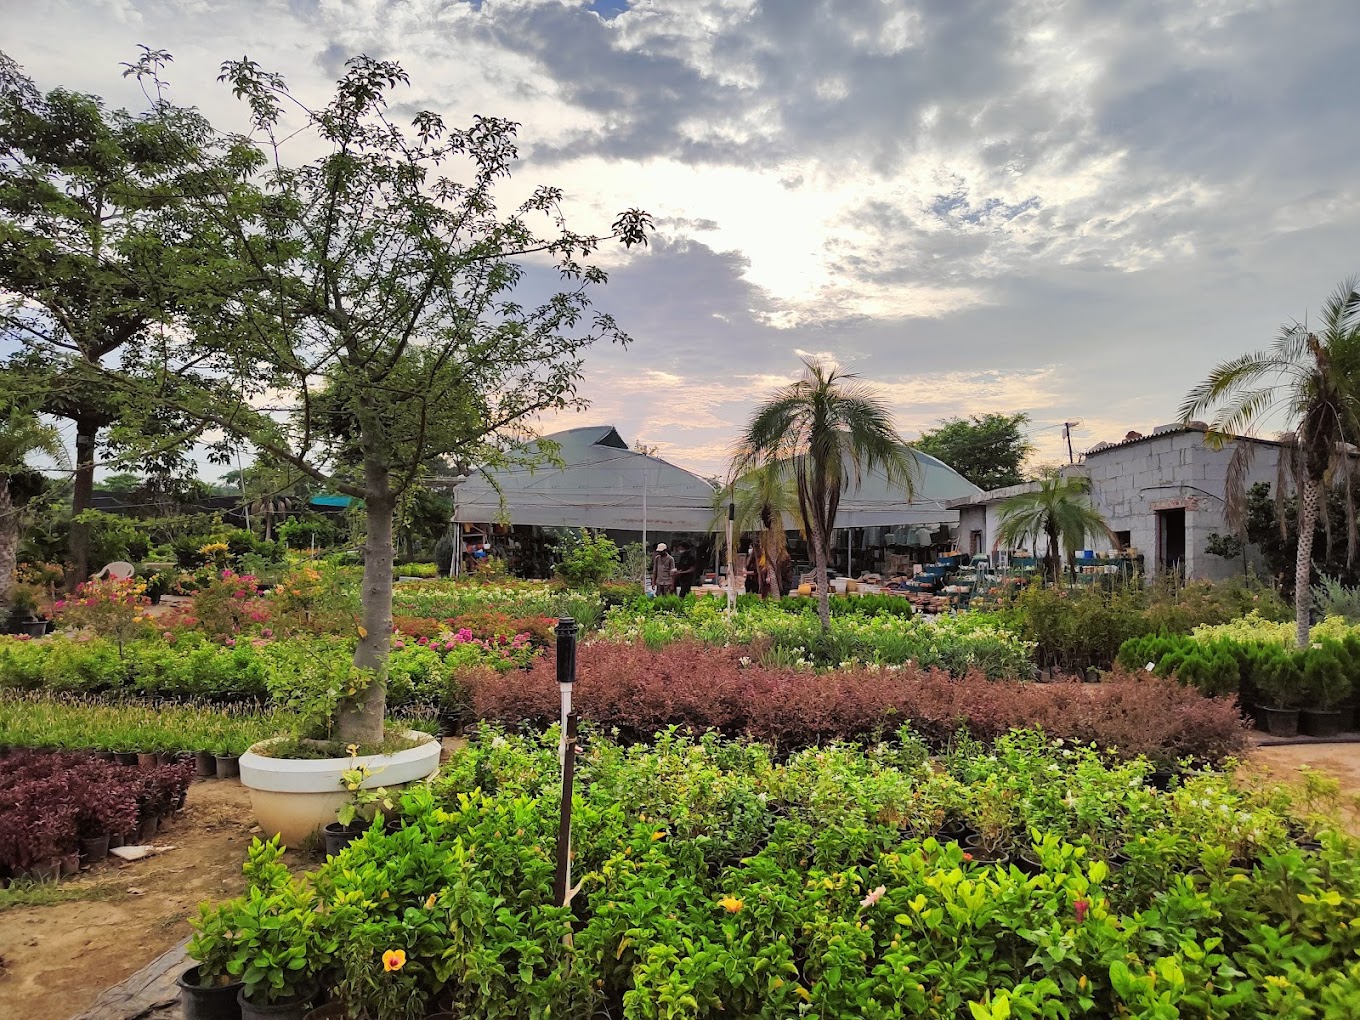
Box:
[673, 541, 697, 597]
[651, 543, 675, 596]
[742, 544, 760, 594]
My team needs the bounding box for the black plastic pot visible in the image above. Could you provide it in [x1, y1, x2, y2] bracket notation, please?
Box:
[1146, 769, 1177, 791]
[937, 818, 974, 844]
[22, 619, 47, 638]
[60, 852, 80, 878]
[1301, 709, 1345, 738]
[323, 822, 362, 858]
[157, 750, 176, 766]
[115, 751, 139, 766]
[80, 834, 110, 864]
[237, 983, 318, 1020]
[178, 965, 245, 1020]
[108, 832, 126, 849]
[196, 750, 218, 777]
[302, 1004, 347, 1020]
[137, 752, 159, 768]
[215, 754, 241, 780]
[1014, 850, 1042, 876]
[137, 814, 159, 843]
[1260, 707, 1300, 737]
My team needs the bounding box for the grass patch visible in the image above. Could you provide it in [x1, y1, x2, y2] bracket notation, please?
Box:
[0, 880, 124, 913]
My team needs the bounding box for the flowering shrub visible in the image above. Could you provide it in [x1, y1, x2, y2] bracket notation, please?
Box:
[462, 641, 1249, 762]
[52, 577, 153, 654]
[193, 729, 1358, 1019]
[189, 568, 272, 642]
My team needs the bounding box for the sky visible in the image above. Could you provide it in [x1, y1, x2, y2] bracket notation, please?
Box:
[5, 0, 1359, 480]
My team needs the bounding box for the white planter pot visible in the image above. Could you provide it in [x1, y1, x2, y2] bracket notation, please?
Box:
[239, 731, 441, 847]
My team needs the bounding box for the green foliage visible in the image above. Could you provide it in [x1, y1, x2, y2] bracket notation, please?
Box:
[194, 729, 1359, 1020]
[914, 412, 1032, 490]
[553, 529, 622, 588]
[1312, 574, 1360, 623]
[601, 593, 1030, 677]
[995, 470, 1113, 583]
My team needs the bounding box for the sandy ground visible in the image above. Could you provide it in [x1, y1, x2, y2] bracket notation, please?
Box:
[0, 778, 282, 1020]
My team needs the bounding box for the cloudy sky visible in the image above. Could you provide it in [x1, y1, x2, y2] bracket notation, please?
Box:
[7, 0, 1358, 477]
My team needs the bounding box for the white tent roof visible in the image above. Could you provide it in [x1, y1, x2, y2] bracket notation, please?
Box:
[452, 426, 718, 530]
[783, 449, 983, 530]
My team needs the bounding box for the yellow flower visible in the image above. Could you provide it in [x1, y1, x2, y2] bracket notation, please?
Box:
[794, 986, 812, 1003]
[651, 831, 666, 842]
[718, 895, 744, 913]
[424, 893, 437, 910]
[346, 743, 359, 756]
[382, 949, 406, 972]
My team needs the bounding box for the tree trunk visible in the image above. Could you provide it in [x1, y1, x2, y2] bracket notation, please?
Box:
[339, 458, 395, 745]
[812, 527, 831, 631]
[1295, 477, 1320, 649]
[1046, 526, 1061, 585]
[67, 423, 98, 588]
[0, 480, 17, 600]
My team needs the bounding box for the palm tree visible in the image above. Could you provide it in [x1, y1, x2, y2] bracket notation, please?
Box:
[995, 470, 1114, 584]
[1181, 278, 1360, 649]
[0, 406, 69, 599]
[735, 359, 917, 630]
[711, 463, 803, 595]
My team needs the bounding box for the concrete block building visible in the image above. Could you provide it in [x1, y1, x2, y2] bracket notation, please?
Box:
[951, 423, 1281, 583]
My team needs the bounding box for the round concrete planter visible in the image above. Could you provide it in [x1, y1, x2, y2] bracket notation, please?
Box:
[239, 731, 441, 847]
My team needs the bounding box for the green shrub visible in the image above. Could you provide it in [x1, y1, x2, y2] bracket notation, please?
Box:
[552, 529, 621, 588]
[1304, 644, 1353, 710]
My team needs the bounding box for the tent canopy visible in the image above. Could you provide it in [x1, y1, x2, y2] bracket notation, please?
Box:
[826, 450, 982, 528]
[453, 427, 982, 534]
[452, 426, 718, 530]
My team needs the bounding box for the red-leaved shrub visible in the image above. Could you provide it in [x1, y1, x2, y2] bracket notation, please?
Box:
[461, 640, 1249, 762]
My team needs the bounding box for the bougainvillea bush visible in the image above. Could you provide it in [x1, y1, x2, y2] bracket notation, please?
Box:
[0, 749, 191, 879]
[462, 640, 1249, 763]
[193, 729, 1359, 1019]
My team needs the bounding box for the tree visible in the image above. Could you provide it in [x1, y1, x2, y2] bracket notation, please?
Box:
[994, 469, 1113, 584]
[113, 51, 649, 743]
[0, 52, 222, 584]
[1181, 278, 1360, 648]
[712, 463, 802, 594]
[97, 472, 143, 493]
[915, 413, 1032, 490]
[735, 359, 916, 630]
[0, 403, 68, 598]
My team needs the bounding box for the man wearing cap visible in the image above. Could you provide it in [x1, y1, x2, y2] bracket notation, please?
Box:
[651, 543, 675, 596]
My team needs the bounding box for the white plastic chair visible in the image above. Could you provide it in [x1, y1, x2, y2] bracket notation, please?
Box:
[95, 561, 136, 581]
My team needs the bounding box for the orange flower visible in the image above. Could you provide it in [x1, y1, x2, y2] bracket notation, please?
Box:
[718, 895, 744, 913]
[382, 949, 406, 972]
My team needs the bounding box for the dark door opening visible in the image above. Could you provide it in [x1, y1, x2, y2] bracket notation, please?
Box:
[1157, 509, 1186, 576]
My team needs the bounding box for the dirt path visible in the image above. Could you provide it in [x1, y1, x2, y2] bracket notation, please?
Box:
[1249, 740, 1360, 833]
[0, 778, 292, 1020]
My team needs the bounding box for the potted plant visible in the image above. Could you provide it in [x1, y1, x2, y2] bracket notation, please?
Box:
[963, 780, 1018, 866]
[6, 583, 46, 636]
[145, 570, 173, 606]
[1254, 647, 1305, 737]
[1301, 646, 1353, 738]
[183, 897, 248, 1020]
[323, 753, 394, 857]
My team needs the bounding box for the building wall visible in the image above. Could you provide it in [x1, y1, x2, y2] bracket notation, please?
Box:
[958, 505, 990, 557]
[1082, 431, 1277, 582]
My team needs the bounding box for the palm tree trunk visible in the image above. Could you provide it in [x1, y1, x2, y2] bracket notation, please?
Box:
[1046, 525, 1061, 585]
[1295, 477, 1320, 649]
[812, 526, 831, 631]
[0, 480, 17, 600]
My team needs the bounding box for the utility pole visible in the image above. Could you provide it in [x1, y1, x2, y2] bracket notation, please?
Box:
[1062, 422, 1078, 465]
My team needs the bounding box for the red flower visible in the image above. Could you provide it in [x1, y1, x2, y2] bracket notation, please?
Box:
[1074, 900, 1089, 924]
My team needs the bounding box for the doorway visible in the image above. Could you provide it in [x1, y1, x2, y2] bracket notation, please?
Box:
[1157, 509, 1186, 576]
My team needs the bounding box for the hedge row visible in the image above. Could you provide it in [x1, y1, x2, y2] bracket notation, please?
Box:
[461, 640, 1249, 763]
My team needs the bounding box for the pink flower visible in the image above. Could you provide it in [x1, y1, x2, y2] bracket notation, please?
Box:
[860, 885, 886, 909]
[224, 638, 236, 647]
[1074, 900, 1089, 924]
[261, 628, 273, 638]
[393, 640, 406, 649]
[443, 641, 455, 651]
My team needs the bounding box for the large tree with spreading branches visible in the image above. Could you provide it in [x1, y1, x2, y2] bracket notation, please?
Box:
[108, 49, 649, 743]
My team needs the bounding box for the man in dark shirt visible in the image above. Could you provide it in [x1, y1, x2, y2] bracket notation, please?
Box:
[673, 541, 697, 597]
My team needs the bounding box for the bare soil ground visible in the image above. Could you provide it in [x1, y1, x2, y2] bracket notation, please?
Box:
[0, 777, 306, 1020]
[1249, 740, 1360, 834]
